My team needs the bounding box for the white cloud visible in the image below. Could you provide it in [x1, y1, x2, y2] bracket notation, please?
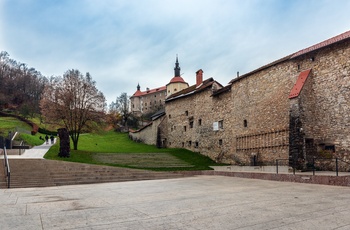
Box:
[1, 0, 350, 105]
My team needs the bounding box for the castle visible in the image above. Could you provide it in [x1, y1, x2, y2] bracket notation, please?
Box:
[129, 30, 350, 170]
[130, 56, 188, 117]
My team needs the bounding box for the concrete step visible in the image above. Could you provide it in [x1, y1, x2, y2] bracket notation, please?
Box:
[0, 159, 9, 188]
[2, 159, 186, 188]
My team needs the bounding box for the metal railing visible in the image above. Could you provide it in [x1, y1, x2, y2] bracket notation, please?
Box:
[3, 147, 10, 188]
[18, 141, 25, 155]
[310, 157, 350, 176]
[276, 157, 350, 177]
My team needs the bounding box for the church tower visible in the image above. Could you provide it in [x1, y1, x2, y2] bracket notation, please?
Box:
[166, 56, 189, 97]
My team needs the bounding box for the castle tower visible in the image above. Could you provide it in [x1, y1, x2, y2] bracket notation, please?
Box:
[166, 56, 189, 97]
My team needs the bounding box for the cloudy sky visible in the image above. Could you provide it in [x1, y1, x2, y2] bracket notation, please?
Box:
[1, 0, 350, 105]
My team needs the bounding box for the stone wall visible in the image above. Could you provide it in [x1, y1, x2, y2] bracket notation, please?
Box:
[130, 35, 350, 170]
[129, 115, 165, 146]
[165, 82, 229, 161]
[227, 60, 296, 165]
[290, 40, 350, 170]
[165, 37, 350, 167]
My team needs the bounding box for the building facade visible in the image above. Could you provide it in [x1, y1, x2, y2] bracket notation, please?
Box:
[129, 30, 350, 170]
[130, 84, 166, 117]
[130, 57, 188, 117]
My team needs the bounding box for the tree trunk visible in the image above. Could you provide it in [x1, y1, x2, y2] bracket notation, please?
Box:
[70, 133, 79, 150]
[72, 137, 79, 150]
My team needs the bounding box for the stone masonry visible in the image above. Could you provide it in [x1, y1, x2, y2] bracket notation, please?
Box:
[129, 30, 350, 170]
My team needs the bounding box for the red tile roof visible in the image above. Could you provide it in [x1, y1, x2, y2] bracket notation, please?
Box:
[167, 76, 187, 84]
[229, 30, 350, 84]
[291, 30, 350, 58]
[131, 86, 166, 97]
[289, 69, 312, 99]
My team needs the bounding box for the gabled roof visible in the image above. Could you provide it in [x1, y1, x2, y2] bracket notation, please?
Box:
[166, 78, 222, 102]
[131, 86, 166, 97]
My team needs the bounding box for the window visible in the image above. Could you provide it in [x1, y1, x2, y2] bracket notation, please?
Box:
[154, 95, 156, 97]
[182, 142, 184, 147]
[218, 120, 223, 129]
[169, 114, 171, 119]
[198, 119, 202, 126]
[219, 139, 223, 145]
[325, 145, 335, 152]
[244, 119, 248, 128]
[185, 111, 188, 116]
[188, 141, 192, 146]
[184, 126, 187, 132]
[195, 142, 199, 148]
[189, 121, 194, 128]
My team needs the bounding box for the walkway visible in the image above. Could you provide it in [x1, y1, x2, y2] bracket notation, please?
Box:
[1, 176, 350, 229]
[6, 139, 56, 159]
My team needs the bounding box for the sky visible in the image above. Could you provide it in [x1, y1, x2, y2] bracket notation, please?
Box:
[1, 0, 350, 105]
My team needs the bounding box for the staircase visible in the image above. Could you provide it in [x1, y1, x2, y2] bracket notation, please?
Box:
[0, 159, 6, 188]
[0, 159, 187, 189]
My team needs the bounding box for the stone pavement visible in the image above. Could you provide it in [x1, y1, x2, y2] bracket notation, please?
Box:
[1, 175, 350, 230]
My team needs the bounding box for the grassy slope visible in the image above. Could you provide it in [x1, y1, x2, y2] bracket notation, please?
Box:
[1, 116, 225, 171]
[45, 132, 225, 171]
[0, 116, 45, 146]
[0, 116, 32, 134]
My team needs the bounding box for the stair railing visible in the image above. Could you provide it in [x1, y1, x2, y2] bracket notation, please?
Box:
[19, 141, 24, 155]
[3, 147, 10, 188]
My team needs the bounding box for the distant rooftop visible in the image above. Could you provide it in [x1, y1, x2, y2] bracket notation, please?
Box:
[132, 86, 166, 97]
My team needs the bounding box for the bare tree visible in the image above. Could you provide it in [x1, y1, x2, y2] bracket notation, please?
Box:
[0, 51, 47, 113]
[110, 92, 131, 128]
[40, 69, 105, 150]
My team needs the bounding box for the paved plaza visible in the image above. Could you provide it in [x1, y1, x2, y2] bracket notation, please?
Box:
[1, 175, 350, 230]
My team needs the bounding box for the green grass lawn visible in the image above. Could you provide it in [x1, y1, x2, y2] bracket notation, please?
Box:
[45, 131, 226, 171]
[0, 116, 32, 135]
[1, 115, 225, 171]
[0, 116, 46, 146]
[17, 133, 45, 146]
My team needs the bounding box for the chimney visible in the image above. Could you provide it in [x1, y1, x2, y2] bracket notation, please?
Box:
[196, 69, 203, 86]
